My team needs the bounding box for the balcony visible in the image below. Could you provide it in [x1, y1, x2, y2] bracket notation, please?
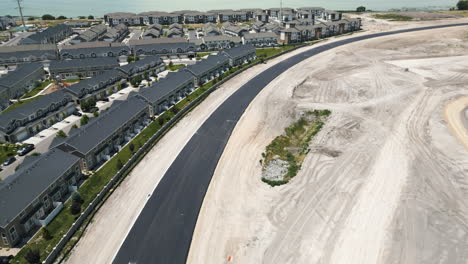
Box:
[38, 202, 63, 226]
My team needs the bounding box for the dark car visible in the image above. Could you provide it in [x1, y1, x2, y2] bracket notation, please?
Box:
[101, 98, 109, 102]
[18, 144, 35, 156]
[72, 111, 83, 117]
[3, 157, 16, 166]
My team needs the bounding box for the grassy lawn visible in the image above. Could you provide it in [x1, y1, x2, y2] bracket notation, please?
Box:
[373, 13, 413, 21]
[196, 52, 214, 58]
[21, 80, 53, 99]
[256, 45, 297, 58]
[2, 96, 44, 113]
[167, 64, 186, 71]
[261, 110, 331, 186]
[0, 143, 24, 165]
[11, 43, 300, 263]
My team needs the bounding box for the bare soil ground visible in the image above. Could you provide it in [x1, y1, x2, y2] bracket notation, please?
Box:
[188, 25, 468, 264]
[444, 96, 468, 149]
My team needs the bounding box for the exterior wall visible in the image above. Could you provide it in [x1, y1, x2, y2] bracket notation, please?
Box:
[244, 37, 278, 47]
[50, 65, 118, 79]
[0, 163, 82, 247]
[1, 100, 76, 143]
[83, 111, 150, 170]
[2, 67, 45, 99]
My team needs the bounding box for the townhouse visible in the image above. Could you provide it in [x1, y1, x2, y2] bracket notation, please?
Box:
[99, 24, 129, 42]
[142, 28, 161, 39]
[343, 18, 362, 31]
[217, 11, 248, 23]
[48, 57, 120, 79]
[252, 21, 266, 32]
[243, 32, 278, 47]
[322, 10, 343, 21]
[104, 12, 141, 26]
[279, 10, 296, 22]
[137, 70, 195, 115]
[0, 90, 76, 143]
[203, 23, 221, 37]
[296, 24, 326, 41]
[224, 25, 249, 37]
[20, 24, 73, 45]
[0, 63, 45, 101]
[222, 44, 256, 66]
[60, 42, 131, 59]
[58, 96, 151, 170]
[137, 11, 182, 25]
[71, 24, 107, 43]
[184, 11, 216, 24]
[142, 24, 163, 39]
[297, 7, 325, 17]
[0, 44, 58, 66]
[130, 38, 198, 59]
[64, 69, 126, 104]
[0, 148, 82, 247]
[184, 54, 230, 85]
[278, 27, 301, 44]
[202, 36, 242, 50]
[238, 9, 263, 20]
[167, 28, 184, 38]
[254, 11, 269, 23]
[266, 7, 295, 20]
[117, 55, 165, 78]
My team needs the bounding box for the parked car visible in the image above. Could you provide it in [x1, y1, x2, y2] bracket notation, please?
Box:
[101, 98, 109, 102]
[72, 111, 82, 117]
[18, 144, 35, 156]
[3, 157, 16, 166]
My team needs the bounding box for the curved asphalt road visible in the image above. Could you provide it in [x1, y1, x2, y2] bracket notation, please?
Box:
[113, 23, 468, 264]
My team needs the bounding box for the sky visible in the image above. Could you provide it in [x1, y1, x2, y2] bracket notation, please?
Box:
[1, 0, 458, 18]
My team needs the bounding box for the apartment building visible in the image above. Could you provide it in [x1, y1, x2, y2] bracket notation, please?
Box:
[0, 148, 82, 247]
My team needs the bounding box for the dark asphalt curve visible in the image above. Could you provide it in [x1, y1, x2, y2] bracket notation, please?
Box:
[113, 23, 468, 264]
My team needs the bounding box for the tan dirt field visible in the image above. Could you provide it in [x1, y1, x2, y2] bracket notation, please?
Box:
[63, 17, 468, 264]
[444, 96, 468, 150]
[187, 25, 468, 264]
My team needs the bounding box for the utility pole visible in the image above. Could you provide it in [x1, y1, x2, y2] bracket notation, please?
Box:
[280, 0, 283, 24]
[16, 0, 26, 27]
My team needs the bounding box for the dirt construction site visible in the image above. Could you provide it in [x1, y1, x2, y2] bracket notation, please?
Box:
[187, 23, 468, 264]
[63, 16, 468, 264]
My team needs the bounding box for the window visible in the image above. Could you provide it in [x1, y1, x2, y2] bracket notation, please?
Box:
[9, 227, 17, 241]
[1, 233, 8, 245]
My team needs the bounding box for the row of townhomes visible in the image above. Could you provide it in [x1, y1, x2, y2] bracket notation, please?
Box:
[0, 45, 256, 247]
[0, 55, 165, 143]
[103, 7, 341, 25]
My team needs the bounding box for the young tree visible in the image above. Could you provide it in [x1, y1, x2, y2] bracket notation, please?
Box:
[72, 192, 83, 204]
[56, 130, 67, 138]
[116, 159, 123, 170]
[70, 201, 81, 215]
[458, 0, 468, 9]
[41, 228, 52, 240]
[356, 6, 366, 12]
[80, 115, 89, 126]
[129, 143, 135, 153]
[24, 249, 40, 264]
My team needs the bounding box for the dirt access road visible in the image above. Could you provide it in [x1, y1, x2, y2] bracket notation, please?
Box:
[188, 25, 468, 264]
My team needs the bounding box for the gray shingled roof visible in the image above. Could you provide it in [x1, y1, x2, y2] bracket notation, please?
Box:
[0, 148, 80, 228]
[20, 24, 72, 45]
[222, 44, 256, 60]
[184, 54, 229, 77]
[243, 32, 277, 39]
[0, 90, 73, 131]
[0, 63, 43, 88]
[64, 69, 125, 97]
[118, 56, 162, 75]
[62, 96, 147, 155]
[138, 70, 193, 104]
[49, 57, 119, 72]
